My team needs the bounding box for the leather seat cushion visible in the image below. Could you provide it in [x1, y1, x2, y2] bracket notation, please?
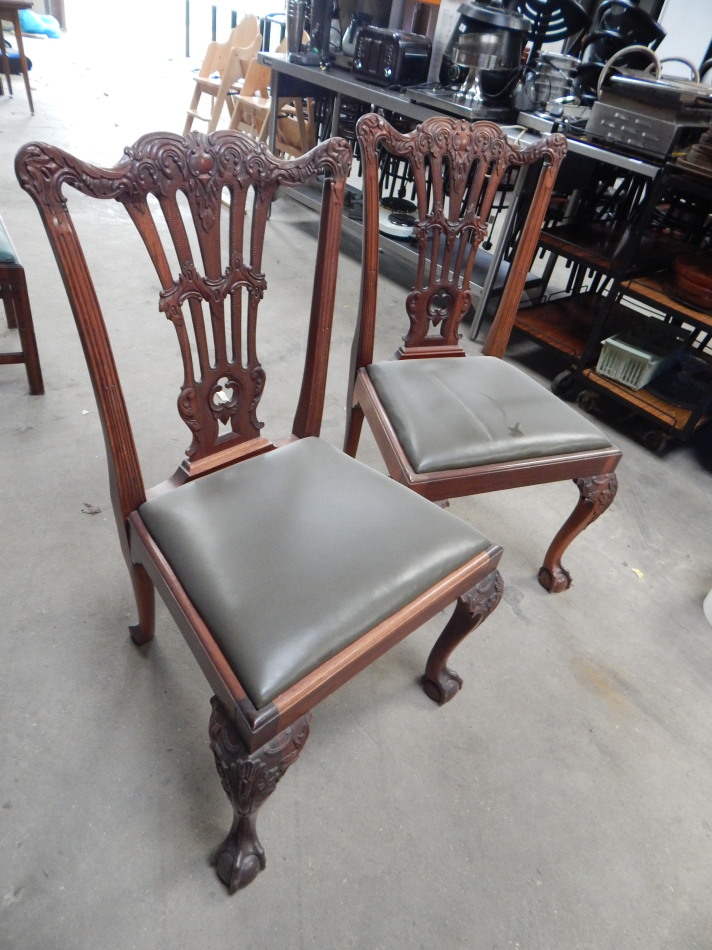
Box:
[139, 437, 490, 709]
[367, 356, 612, 472]
[0, 219, 18, 264]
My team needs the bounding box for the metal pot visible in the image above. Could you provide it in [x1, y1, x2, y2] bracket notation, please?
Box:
[454, 29, 525, 72]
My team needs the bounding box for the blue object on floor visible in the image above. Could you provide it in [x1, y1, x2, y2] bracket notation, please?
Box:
[18, 8, 61, 38]
[0, 49, 32, 75]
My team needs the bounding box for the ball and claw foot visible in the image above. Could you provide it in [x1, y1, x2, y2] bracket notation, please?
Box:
[537, 473, 618, 593]
[211, 818, 266, 894]
[537, 564, 572, 593]
[421, 569, 503, 705]
[421, 667, 463, 705]
[208, 698, 312, 894]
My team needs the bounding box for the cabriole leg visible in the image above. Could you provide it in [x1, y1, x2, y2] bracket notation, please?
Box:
[538, 473, 618, 593]
[422, 569, 504, 705]
[209, 698, 312, 894]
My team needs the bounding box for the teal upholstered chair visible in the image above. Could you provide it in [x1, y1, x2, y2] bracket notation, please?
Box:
[16, 130, 504, 893]
[345, 113, 621, 593]
[0, 214, 43, 394]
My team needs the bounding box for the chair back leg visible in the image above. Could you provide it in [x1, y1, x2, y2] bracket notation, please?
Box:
[0, 262, 44, 395]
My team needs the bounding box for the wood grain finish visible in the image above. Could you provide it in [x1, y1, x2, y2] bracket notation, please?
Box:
[354, 113, 568, 365]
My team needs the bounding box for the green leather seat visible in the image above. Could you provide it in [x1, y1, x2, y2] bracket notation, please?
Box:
[0, 218, 18, 264]
[140, 437, 491, 708]
[367, 356, 612, 473]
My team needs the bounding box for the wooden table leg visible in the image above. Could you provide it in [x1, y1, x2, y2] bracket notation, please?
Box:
[10, 10, 34, 113]
[0, 22, 13, 99]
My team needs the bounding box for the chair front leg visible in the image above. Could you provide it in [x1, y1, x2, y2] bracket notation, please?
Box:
[209, 698, 312, 894]
[343, 402, 365, 457]
[538, 472, 619, 593]
[127, 561, 156, 646]
[422, 568, 504, 704]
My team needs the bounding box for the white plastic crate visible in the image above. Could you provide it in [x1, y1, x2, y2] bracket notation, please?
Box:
[596, 322, 688, 391]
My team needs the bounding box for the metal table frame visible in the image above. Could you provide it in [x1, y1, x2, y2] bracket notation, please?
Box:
[260, 54, 543, 339]
[258, 56, 661, 340]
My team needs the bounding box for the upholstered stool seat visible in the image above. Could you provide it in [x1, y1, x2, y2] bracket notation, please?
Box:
[140, 437, 491, 708]
[0, 226, 17, 263]
[368, 356, 612, 473]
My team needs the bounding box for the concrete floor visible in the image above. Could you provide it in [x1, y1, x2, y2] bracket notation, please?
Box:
[2, 16, 712, 950]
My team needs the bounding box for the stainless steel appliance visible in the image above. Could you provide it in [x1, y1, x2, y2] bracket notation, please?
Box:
[408, 1, 530, 120]
[512, 50, 580, 113]
[439, 1, 530, 85]
[342, 11, 372, 56]
[351, 26, 431, 87]
[585, 73, 712, 158]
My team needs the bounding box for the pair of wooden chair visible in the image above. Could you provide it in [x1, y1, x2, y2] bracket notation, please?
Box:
[184, 19, 315, 158]
[228, 39, 316, 158]
[14, 114, 618, 894]
[183, 15, 262, 135]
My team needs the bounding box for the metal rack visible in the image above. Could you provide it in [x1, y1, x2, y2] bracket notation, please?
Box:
[505, 121, 712, 452]
[260, 53, 544, 332]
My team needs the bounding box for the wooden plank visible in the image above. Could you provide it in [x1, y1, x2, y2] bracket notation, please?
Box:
[621, 275, 712, 330]
[514, 293, 638, 360]
[581, 367, 700, 431]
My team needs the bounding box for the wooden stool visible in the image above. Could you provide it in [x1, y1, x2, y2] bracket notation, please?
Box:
[0, 215, 43, 394]
[0, 0, 34, 113]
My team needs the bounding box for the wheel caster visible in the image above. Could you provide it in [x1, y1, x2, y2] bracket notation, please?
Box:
[551, 370, 578, 400]
[642, 428, 671, 455]
[577, 389, 599, 413]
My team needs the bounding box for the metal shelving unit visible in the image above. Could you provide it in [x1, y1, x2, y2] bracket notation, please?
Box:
[508, 136, 712, 450]
[260, 54, 544, 331]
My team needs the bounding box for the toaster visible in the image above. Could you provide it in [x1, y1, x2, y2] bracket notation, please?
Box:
[351, 27, 432, 88]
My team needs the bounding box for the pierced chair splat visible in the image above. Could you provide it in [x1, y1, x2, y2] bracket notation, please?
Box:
[345, 113, 621, 593]
[16, 129, 504, 894]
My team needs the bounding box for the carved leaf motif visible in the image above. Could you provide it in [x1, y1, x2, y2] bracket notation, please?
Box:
[460, 570, 504, 621]
[159, 262, 267, 316]
[577, 473, 619, 519]
[208, 698, 312, 817]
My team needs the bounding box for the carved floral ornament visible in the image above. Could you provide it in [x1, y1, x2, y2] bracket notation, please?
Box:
[356, 113, 565, 179]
